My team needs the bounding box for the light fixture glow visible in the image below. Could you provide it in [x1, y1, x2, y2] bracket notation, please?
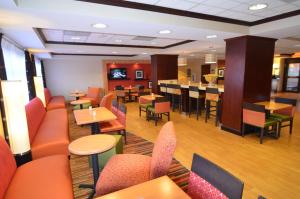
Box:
[189, 54, 195, 56]
[112, 51, 118, 54]
[71, 36, 81, 40]
[34, 76, 46, 107]
[210, 49, 217, 52]
[205, 54, 217, 64]
[142, 52, 148, 55]
[92, 23, 107, 29]
[1, 80, 31, 155]
[115, 39, 122, 43]
[249, 3, 268, 10]
[206, 35, 217, 39]
[295, 44, 300, 47]
[159, 30, 171, 34]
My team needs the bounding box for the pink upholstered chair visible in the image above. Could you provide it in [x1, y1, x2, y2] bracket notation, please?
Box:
[95, 121, 176, 196]
[81, 87, 101, 107]
[100, 93, 114, 111]
[100, 101, 127, 143]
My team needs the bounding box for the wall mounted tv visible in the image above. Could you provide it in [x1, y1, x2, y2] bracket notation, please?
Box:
[109, 68, 128, 80]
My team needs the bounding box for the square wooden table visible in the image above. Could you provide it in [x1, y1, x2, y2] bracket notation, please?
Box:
[96, 176, 190, 199]
[255, 101, 292, 111]
[74, 107, 117, 134]
[140, 94, 163, 101]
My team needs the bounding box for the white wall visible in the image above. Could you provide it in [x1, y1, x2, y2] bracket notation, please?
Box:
[43, 55, 106, 100]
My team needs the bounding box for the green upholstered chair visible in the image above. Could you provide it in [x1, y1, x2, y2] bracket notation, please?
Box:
[73, 102, 91, 110]
[138, 91, 151, 117]
[89, 134, 123, 170]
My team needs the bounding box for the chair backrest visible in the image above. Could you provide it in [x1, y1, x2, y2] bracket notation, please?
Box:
[153, 97, 170, 113]
[274, 97, 297, 117]
[115, 90, 126, 97]
[87, 87, 101, 98]
[150, 121, 176, 179]
[112, 99, 118, 108]
[206, 87, 219, 101]
[138, 92, 151, 104]
[166, 84, 174, 94]
[189, 86, 200, 99]
[44, 88, 52, 105]
[0, 137, 17, 199]
[242, 102, 266, 127]
[160, 83, 167, 93]
[116, 103, 127, 127]
[115, 85, 124, 90]
[100, 93, 114, 110]
[25, 97, 46, 143]
[188, 153, 244, 199]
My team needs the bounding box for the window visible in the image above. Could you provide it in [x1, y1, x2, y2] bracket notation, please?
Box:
[1, 38, 29, 103]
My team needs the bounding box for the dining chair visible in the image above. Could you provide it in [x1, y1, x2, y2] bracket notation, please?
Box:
[138, 91, 151, 117]
[95, 121, 176, 196]
[270, 97, 297, 136]
[189, 86, 205, 120]
[131, 85, 145, 101]
[171, 84, 183, 112]
[80, 87, 101, 107]
[205, 87, 221, 126]
[187, 153, 244, 199]
[159, 83, 167, 96]
[242, 102, 279, 144]
[115, 86, 127, 103]
[100, 93, 114, 111]
[147, 97, 171, 126]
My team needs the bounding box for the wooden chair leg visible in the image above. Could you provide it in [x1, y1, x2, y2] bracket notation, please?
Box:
[205, 101, 209, 123]
[260, 128, 264, 144]
[290, 119, 293, 134]
[139, 106, 141, 117]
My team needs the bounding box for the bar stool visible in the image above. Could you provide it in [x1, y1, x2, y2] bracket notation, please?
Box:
[205, 87, 221, 126]
[166, 84, 174, 105]
[171, 84, 182, 113]
[160, 83, 167, 96]
[189, 86, 204, 120]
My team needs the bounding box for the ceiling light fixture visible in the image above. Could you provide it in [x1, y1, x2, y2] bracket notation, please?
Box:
[189, 54, 195, 56]
[295, 44, 300, 47]
[112, 51, 118, 54]
[71, 36, 81, 40]
[205, 54, 217, 64]
[249, 3, 268, 10]
[210, 49, 217, 52]
[158, 30, 171, 34]
[142, 52, 148, 55]
[92, 23, 108, 29]
[206, 35, 217, 39]
[115, 39, 122, 43]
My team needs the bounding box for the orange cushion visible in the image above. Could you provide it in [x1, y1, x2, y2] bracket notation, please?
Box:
[31, 109, 69, 159]
[0, 138, 16, 199]
[46, 96, 66, 111]
[44, 88, 52, 105]
[100, 120, 125, 133]
[25, 98, 46, 143]
[4, 155, 73, 199]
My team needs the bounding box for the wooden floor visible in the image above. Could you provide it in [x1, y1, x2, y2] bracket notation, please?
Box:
[126, 94, 300, 199]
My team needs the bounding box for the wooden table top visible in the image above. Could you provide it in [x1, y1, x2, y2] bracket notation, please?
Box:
[70, 99, 91, 105]
[140, 94, 163, 101]
[69, 92, 85, 97]
[69, 134, 116, 155]
[96, 176, 190, 199]
[255, 101, 292, 111]
[73, 107, 117, 125]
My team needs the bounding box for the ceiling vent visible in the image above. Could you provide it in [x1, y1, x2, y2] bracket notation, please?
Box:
[132, 36, 156, 41]
[64, 30, 90, 37]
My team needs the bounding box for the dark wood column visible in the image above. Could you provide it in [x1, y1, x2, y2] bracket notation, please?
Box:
[41, 60, 47, 88]
[221, 36, 277, 134]
[151, 54, 178, 93]
[25, 51, 36, 100]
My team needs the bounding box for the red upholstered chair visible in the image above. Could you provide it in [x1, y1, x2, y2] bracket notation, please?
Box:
[81, 87, 101, 107]
[187, 153, 244, 199]
[100, 102, 127, 143]
[100, 93, 114, 111]
[147, 97, 171, 126]
[95, 121, 176, 196]
[0, 137, 73, 199]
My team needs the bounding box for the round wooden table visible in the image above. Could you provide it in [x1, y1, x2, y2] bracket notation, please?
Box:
[69, 92, 85, 100]
[70, 99, 91, 109]
[69, 134, 116, 199]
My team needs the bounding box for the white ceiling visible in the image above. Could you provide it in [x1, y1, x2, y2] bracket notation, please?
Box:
[127, 0, 300, 22]
[0, 0, 299, 59]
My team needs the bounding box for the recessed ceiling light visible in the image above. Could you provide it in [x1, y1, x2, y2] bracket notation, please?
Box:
[112, 51, 118, 54]
[158, 30, 171, 34]
[151, 42, 157, 45]
[142, 52, 148, 55]
[71, 36, 81, 40]
[92, 23, 107, 29]
[249, 3, 268, 11]
[295, 44, 300, 47]
[206, 35, 217, 39]
[115, 39, 122, 43]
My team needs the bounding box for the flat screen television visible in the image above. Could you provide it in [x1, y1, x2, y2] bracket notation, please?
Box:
[109, 68, 127, 80]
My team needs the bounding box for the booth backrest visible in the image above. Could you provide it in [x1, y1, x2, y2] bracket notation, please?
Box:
[44, 88, 52, 105]
[0, 137, 17, 199]
[25, 98, 46, 143]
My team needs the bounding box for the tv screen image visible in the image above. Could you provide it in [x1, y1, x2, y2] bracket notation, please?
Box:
[110, 68, 127, 79]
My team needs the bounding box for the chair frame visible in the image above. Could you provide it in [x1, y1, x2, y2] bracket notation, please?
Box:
[205, 87, 221, 126]
[138, 91, 151, 117]
[188, 86, 204, 120]
[147, 97, 170, 126]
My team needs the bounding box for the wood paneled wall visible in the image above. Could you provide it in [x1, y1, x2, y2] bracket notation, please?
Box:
[221, 36, 276, 134]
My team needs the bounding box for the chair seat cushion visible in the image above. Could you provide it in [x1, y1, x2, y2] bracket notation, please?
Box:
[140, 103, 151, 108]
[100, 120, 125, 133]
[264, 118, 278, 127]
[47, 96, 66, 111]
[270, 113, 291, 122]
[96, 154, 151, 196]
[4, 155, 73, 199]
[31, 109, 69, 159]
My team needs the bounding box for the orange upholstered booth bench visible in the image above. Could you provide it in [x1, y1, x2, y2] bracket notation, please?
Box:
[44, 88, 66, 111]
[25, 97, 69, 159]
[0, 137, 74, 199]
